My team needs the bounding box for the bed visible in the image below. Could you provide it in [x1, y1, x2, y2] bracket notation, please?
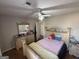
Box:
[22, 27, 70, 59]
[22, 38, 67, 59]
[22, 40, 59, 59]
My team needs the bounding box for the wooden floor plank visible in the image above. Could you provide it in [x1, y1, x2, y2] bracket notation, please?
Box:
[3, 48, 27, 59]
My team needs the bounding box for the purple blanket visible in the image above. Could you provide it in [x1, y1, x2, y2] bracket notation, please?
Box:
[37, 38, 64, 55]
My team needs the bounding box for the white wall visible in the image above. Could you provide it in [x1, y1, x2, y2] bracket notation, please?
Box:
[0, 31, 1, 48]
[45, 12, 79, 41]
[0, 16, 37, 52]
[0, 21, 3, 49]
[0, 35, 2, 49]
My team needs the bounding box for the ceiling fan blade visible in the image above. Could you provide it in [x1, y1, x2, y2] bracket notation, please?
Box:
[26, 8, 40, 16]
[42, 1, 79, 11]
[43, 14, 51, 16]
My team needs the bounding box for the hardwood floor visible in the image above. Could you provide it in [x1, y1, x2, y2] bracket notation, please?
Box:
[3, 48, 76, 59]
[3, 48, 27, 59]
[64, 53, 76, 59]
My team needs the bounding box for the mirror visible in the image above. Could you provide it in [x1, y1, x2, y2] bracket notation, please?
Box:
[17, 23, 30, 35]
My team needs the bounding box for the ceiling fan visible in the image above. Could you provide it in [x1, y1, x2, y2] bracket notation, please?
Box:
[26, 2, 51, 17]
[25, 0, 79, 20]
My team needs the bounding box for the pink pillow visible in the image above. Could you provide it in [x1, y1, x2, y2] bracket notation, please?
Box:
[50, 33, 55, 39]
[48, 36, 52, 40]
[48, 33, 55, 40]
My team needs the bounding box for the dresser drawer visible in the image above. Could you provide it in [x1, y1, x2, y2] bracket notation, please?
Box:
[26, 35, 34, 44]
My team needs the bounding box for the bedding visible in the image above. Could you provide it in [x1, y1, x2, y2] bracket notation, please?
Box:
[37, 38, 64, 55]
[37, 38, 67, 59]
[29, 42, 58, 59]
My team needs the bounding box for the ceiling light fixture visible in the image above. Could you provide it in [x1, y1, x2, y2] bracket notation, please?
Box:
[26, 2, 31, 6]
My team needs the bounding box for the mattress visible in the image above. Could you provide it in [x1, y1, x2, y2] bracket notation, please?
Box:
[37, 38, 64, 55]
[29, 42, 58, 59]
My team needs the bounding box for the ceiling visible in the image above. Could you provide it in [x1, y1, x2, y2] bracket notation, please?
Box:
[0, 0, 79, 17]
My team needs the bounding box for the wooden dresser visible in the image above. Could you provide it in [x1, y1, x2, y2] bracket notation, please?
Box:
[16, 34, 34, 50]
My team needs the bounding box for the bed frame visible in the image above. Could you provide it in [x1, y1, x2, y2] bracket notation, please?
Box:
[21, 27, 71, 59]
[45, 27, 71, 59]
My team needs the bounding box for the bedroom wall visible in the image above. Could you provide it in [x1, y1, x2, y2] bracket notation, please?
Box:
[0, 37, 1, 48]
[0, 28, 1, 48]
[0, 16, 37, 52]
[45, 11, 79, 41]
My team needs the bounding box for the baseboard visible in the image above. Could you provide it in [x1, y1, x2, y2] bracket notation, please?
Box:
[2, 47, 15, 53]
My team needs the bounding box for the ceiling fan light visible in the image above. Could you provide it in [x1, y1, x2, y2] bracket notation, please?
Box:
[38, 15, 44, 21]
